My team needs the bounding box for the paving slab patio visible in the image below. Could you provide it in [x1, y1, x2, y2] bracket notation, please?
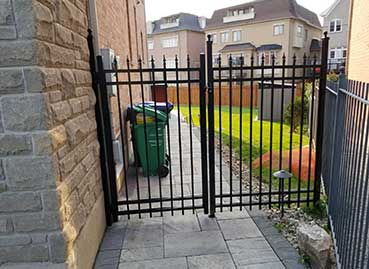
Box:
[94, 112, 303, 269]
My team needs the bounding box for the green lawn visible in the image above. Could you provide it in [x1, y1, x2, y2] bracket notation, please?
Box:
[178, 105, 310, 193]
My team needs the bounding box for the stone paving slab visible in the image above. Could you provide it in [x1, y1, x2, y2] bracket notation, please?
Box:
[164, 230, 228, 258]
[218, 218, 263, 240]
[118, 257, 188, 269]
[187, 253, 236, 269]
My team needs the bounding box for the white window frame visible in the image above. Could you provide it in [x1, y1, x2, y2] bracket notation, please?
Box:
[273, 24, 284, 36]
[147, 40, 154, 50]
[330, 47, 347, 59]
[329, 19, 342, 33]
[232, 30, 241, 42]
[220, 31, 229, 43]
[161, 36, 178, 48]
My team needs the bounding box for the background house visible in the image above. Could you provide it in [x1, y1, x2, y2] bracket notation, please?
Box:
[205, 0, 322, 74]
[146, 13, 206, 79]
[321, 0, 350, 72]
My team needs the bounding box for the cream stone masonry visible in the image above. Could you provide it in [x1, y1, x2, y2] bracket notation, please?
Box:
[0, 0, 105, 268]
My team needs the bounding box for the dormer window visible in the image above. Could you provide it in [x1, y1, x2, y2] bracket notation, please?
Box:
[224, 6, 255, 23]
[160, 16, 180, 29]
[164, 16, 179, 24]
[227, 7, 254, 17]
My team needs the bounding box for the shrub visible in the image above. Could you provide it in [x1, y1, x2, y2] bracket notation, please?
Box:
[284, 94, 309, 133]
[327, 71, 339, 82]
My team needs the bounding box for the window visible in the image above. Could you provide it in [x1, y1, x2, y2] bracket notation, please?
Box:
[258, 51, 280, 65]
[164, 16, 179, 24]
[220, 32, 229, 43]
[342, 49, 347, 58]
[227, 7, 254, 16]
[305, 29, 308, 41]
[230, 54, 243, 66]
[330, 47, 347, 59]
[212, 54, 220, 66]
[273, 24, 284, 35]
[161, 36, 178, 48]
[297, 25, 303, 36]
[232, 30, 241, 42]
[148, 40, 154, 50]
[209, 33, 217, 43]
[330, 19, 342, 32]
[166, 59, 176, 68]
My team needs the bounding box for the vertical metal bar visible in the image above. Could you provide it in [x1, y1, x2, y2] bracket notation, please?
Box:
[175, 55, 185, 214]
[314, 32, 329, 204]
[97, 56, 119, 222]
[150, 57, 164, 216]
[126, 58, 142, 218]
[162, 56, 174, 215]
[88, 31, 114, 225]
[259, 54, 265, 209]
[138, 58, 152, 217]
[229, 55, 233, 211]
[95, 54, 115, 225]
[297, 54, 307, 207]
[199, 53, 209, 214]
[307, 55, 317, 207]
[288, 55, 297, 207]
[268, 54, 275, 208]
[113, 57, 130, 219]
[207, 35, 216, 217]
[187, 55, 195, 213]
[239, 55, 244, 210]
[249, 55, 254, 209]
[279, 54, 286, 172]
[219, 55, 223, 212]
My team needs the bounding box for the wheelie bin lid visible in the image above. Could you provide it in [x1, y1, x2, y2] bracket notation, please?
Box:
[132, 104, 167, 122]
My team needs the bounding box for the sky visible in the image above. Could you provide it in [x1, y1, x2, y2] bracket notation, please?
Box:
[145, 0, 336, 22]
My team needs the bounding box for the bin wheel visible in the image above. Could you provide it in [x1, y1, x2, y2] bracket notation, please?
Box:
[158, 165, 169, 177]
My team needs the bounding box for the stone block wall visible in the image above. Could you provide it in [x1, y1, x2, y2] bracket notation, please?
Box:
[0, 0, 105, 267]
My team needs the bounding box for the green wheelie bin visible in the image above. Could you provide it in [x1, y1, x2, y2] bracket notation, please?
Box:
[131, 104, 169, 177]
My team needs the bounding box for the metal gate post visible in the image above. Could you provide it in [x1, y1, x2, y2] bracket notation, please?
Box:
[96, 55, 119, 222]
[314, 32, 330, 204]
[206, 35, 216, 217]
[199, 53, 209, 214]
[88, 30, 115, 225]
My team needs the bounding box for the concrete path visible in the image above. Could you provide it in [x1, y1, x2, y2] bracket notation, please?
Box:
[94, 112, 303, 269]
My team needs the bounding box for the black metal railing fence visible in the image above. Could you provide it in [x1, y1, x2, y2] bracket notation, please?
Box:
[323, 78, 369, 268]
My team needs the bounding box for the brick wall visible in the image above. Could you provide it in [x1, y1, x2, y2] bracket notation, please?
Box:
[0, 0, 105, 267]
[95, 0, 149, 190]
[347, 0, 369, 82]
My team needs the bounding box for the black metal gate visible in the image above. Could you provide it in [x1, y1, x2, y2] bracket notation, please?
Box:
[89, 30, 329, 223]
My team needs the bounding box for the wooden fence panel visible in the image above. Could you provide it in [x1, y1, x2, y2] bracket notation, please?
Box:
[166, 84, 259, 107]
